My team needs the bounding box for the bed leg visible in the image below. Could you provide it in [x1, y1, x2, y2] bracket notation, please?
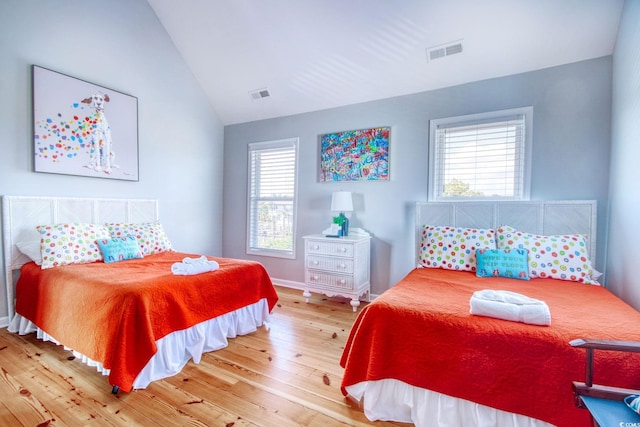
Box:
[345, 393, 364, 411]
[111, 385, 120, 395]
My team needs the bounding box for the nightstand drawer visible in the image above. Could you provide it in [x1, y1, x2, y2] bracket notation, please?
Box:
[303, 233, 370, 312]
[306, 256, 354, 273]
[306, 240, 354, 258]
[306, 271, 354, 290]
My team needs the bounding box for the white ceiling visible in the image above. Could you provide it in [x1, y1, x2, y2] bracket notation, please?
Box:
[147, 0, 624, 125]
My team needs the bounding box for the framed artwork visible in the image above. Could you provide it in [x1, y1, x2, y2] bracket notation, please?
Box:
[320, 126, 390, 182]
[32, 65, 139, 181]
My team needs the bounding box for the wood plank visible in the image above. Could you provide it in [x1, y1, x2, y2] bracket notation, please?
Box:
[0, 286, 409, 426]
[0, 365, 52, 426]
[144, 379, 257, 427]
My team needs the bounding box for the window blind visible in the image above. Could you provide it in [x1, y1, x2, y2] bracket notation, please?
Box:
[433, 113, 527, 200]
[247, 139, 297, 257]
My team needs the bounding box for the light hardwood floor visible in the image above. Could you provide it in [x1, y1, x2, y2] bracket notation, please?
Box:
[0, 286, 410, 426]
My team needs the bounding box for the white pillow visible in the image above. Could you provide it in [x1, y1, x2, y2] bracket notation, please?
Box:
[16, 239, 43, 265]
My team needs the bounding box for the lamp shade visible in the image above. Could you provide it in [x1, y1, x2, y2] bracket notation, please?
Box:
[331, 191, 353, 212]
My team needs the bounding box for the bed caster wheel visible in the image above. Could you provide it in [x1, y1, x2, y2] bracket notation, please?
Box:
[111, 385, 120, 395]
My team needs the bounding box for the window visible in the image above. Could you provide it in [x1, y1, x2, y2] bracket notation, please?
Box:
[247, 138, 298, 258]
[428, 107, 532, 201]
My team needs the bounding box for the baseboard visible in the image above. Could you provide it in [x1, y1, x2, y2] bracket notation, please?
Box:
[0, 315, 9, 328]
[270, 278, 305, 291]
[270, 277, 379, 300]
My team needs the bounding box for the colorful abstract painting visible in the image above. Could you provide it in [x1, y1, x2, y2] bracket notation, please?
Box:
[320, 127, 390, 182]
[33, 65, 139, 181]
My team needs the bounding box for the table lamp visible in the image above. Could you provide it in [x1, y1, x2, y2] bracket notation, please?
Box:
[331, 191, 353, 236]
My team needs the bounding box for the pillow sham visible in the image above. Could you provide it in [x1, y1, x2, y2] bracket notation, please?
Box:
[476, 248, 530, 280]
[16, 239, 43, 265]
[37, 222, 110, 269]
[14, 226, 44, 265]
[418, 225, 496, 272]
[106, 222, 173, 256]
[97, 236, 144, 263]
[496, 225, 600, 284]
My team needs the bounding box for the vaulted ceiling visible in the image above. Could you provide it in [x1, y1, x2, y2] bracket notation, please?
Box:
[147, 0, 624, 125]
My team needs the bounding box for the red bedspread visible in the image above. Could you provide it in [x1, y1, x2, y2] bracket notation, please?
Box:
[340, 268, 640, 426]
[15, 252, 278, 392]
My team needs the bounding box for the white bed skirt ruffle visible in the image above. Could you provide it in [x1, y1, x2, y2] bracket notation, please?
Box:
[8, 298, 270, 390]
[346, 379, 554, 427]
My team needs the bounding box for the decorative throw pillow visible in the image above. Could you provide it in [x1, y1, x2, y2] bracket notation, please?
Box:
[496, 225, 600, 284]
[418, 225, 496, 272]
[476, 248, 530, 280]
[37, 222, 111, 269]
[97, 236, 144, 263]
[106, 222, 173, 256]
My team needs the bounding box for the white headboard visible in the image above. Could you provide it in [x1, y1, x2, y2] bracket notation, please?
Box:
[415, 200, 597, 266]
[1, 195, 159, 325]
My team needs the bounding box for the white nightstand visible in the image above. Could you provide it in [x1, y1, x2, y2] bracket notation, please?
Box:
[302, 230, 371, 312]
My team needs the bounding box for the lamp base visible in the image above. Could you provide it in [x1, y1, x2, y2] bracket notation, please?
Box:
[339, 212, 350, 236]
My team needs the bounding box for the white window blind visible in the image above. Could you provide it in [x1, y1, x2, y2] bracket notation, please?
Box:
[429, 107, 532, 201]
[247, 138, 298, 258]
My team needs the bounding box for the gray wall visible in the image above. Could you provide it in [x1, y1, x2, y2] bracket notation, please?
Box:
[224, 57, 612, 295]
[0, 0, 225, 321]
[607, 0, 640, 309]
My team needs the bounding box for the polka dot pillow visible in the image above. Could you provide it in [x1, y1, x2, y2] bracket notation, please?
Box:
[496, 225, 600, 284]
[418, 226, 496, 272]
[106, 222, 173, 256]
[37, 222, 111, 269]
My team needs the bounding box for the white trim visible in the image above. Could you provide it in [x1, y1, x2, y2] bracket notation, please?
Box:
[270, 277, 305, 290]
[271, 277, 380, 302]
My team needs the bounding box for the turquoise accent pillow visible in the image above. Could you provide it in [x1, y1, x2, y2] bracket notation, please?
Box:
[97, 236, 143, 263]
[476, 248, 530, 280]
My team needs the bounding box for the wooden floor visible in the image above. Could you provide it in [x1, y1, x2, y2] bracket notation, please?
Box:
[0, 286, 410, 426]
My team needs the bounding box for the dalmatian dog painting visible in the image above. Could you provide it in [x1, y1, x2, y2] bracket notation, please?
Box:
[32, 65, 139, 181]
[81, 92, 118, 174]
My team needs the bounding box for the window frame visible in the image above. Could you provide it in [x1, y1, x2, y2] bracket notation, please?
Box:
[428, 107, 533, 202]
[246, 137, 299, 259]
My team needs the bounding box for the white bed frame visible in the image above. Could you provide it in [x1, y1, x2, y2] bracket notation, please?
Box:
[415, 200, 597, 266]
[1, 195, 271, 392]
[2, 195, 159, 327]
[348, 199, 598, 427]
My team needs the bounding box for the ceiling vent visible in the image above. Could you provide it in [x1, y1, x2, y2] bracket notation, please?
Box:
[426, 40, 463, 62]
[249, 88, 271, 101]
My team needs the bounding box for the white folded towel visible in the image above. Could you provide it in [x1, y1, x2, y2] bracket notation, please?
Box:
[470, 289, 551, 326]
[171, 256, 220, 275]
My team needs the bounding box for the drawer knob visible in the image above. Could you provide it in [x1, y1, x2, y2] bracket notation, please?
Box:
[313, 245, 320, 250]
[339, 263, 346, 269]
[313, 260, 319, 265]
[339, 279, 346, 284]
[313, 275, 319, 281]
[340, 247, 347, 253]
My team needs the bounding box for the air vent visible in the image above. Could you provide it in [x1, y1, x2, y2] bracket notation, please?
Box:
[426, 40, 463, 62]
[249, 88, 271, 100]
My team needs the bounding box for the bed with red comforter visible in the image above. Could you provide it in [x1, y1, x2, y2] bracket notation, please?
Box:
[12, 251, 278, 392]
[340, 267, 640, 427]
